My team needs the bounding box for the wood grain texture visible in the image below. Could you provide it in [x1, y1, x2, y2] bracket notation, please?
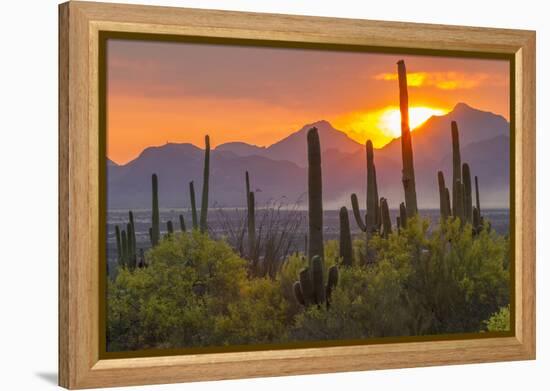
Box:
[58, 1, 536, 389]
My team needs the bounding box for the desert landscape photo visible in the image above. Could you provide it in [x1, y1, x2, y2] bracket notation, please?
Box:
[105, 39, 511, 353]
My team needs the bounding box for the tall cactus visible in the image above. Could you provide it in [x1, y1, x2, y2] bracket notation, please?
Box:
[451, 121, 462, 216]
[189, 181, 198, 230]
[307, 127, 324, 261]
[339, 207, 353, 267]
[397, 60, 418, 217]
[199, 135, 210, 233]
[366, 140, 379, 231]
[437, 171, 451, 221]
[151, 174, 160, 246]
[462, 163, 473, 224]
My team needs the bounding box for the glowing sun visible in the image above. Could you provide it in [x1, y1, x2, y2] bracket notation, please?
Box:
[378, 106, 447, 138]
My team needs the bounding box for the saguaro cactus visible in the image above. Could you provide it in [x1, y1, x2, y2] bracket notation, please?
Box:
[189, 181, 198, 230]
[451, 121, 462, 216]
[307, 127, 324, 261]
[293, 256, 339, 308]
[339, 207, 353, 267]
[397, 60, 418, 217]
[462, 163, 473, 224]
[453, 179, 465, 222]
[438, 171, 451, 221]
[151, 174, 160, 246]
[199, 135, 210, 233]
[366, 140, 379, 231]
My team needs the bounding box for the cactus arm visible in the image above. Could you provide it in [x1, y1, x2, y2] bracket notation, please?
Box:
[350, 193, 367, 232]
[199, 135, 210, 233]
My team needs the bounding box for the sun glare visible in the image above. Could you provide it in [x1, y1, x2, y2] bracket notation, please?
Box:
[336, 106, 448, 148]
[379, 106, 447, 138]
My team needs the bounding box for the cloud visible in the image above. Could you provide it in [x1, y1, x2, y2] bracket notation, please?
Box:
[374, 71, 494, 90]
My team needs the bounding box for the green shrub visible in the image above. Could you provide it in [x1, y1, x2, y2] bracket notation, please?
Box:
[483, 306, 510, 332]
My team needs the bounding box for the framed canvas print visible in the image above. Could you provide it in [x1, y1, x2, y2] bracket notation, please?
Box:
[58, 1, 536, 389]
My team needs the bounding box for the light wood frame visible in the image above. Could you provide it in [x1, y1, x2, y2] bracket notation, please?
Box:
[59, 1, 536, 389]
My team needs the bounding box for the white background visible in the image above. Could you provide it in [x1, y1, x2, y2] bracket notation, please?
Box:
[0, 0, 547, 389]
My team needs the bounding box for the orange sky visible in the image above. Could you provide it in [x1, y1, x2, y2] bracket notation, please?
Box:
[107, 39, 509, 165]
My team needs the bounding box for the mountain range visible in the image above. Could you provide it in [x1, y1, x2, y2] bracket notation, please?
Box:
[107, 103, 510, 210]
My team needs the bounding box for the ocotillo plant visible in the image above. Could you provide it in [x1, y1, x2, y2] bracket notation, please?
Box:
[189, 181, 198, 230]
[293, 255, 338, 309]
[179, 214, 186, 232]
[397, 60, 418, 217]
[151, 174, 160, 246]
[307, 127, 324, 262]
[462, 163, 473, 224]
[339, 207, 353, 267]
[451, 121, 462, 216]
[437, 171, 451, 221]
[199, 135, 210, 233]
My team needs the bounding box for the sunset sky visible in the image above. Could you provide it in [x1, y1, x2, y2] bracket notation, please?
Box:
[107, 39, 509, 165]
